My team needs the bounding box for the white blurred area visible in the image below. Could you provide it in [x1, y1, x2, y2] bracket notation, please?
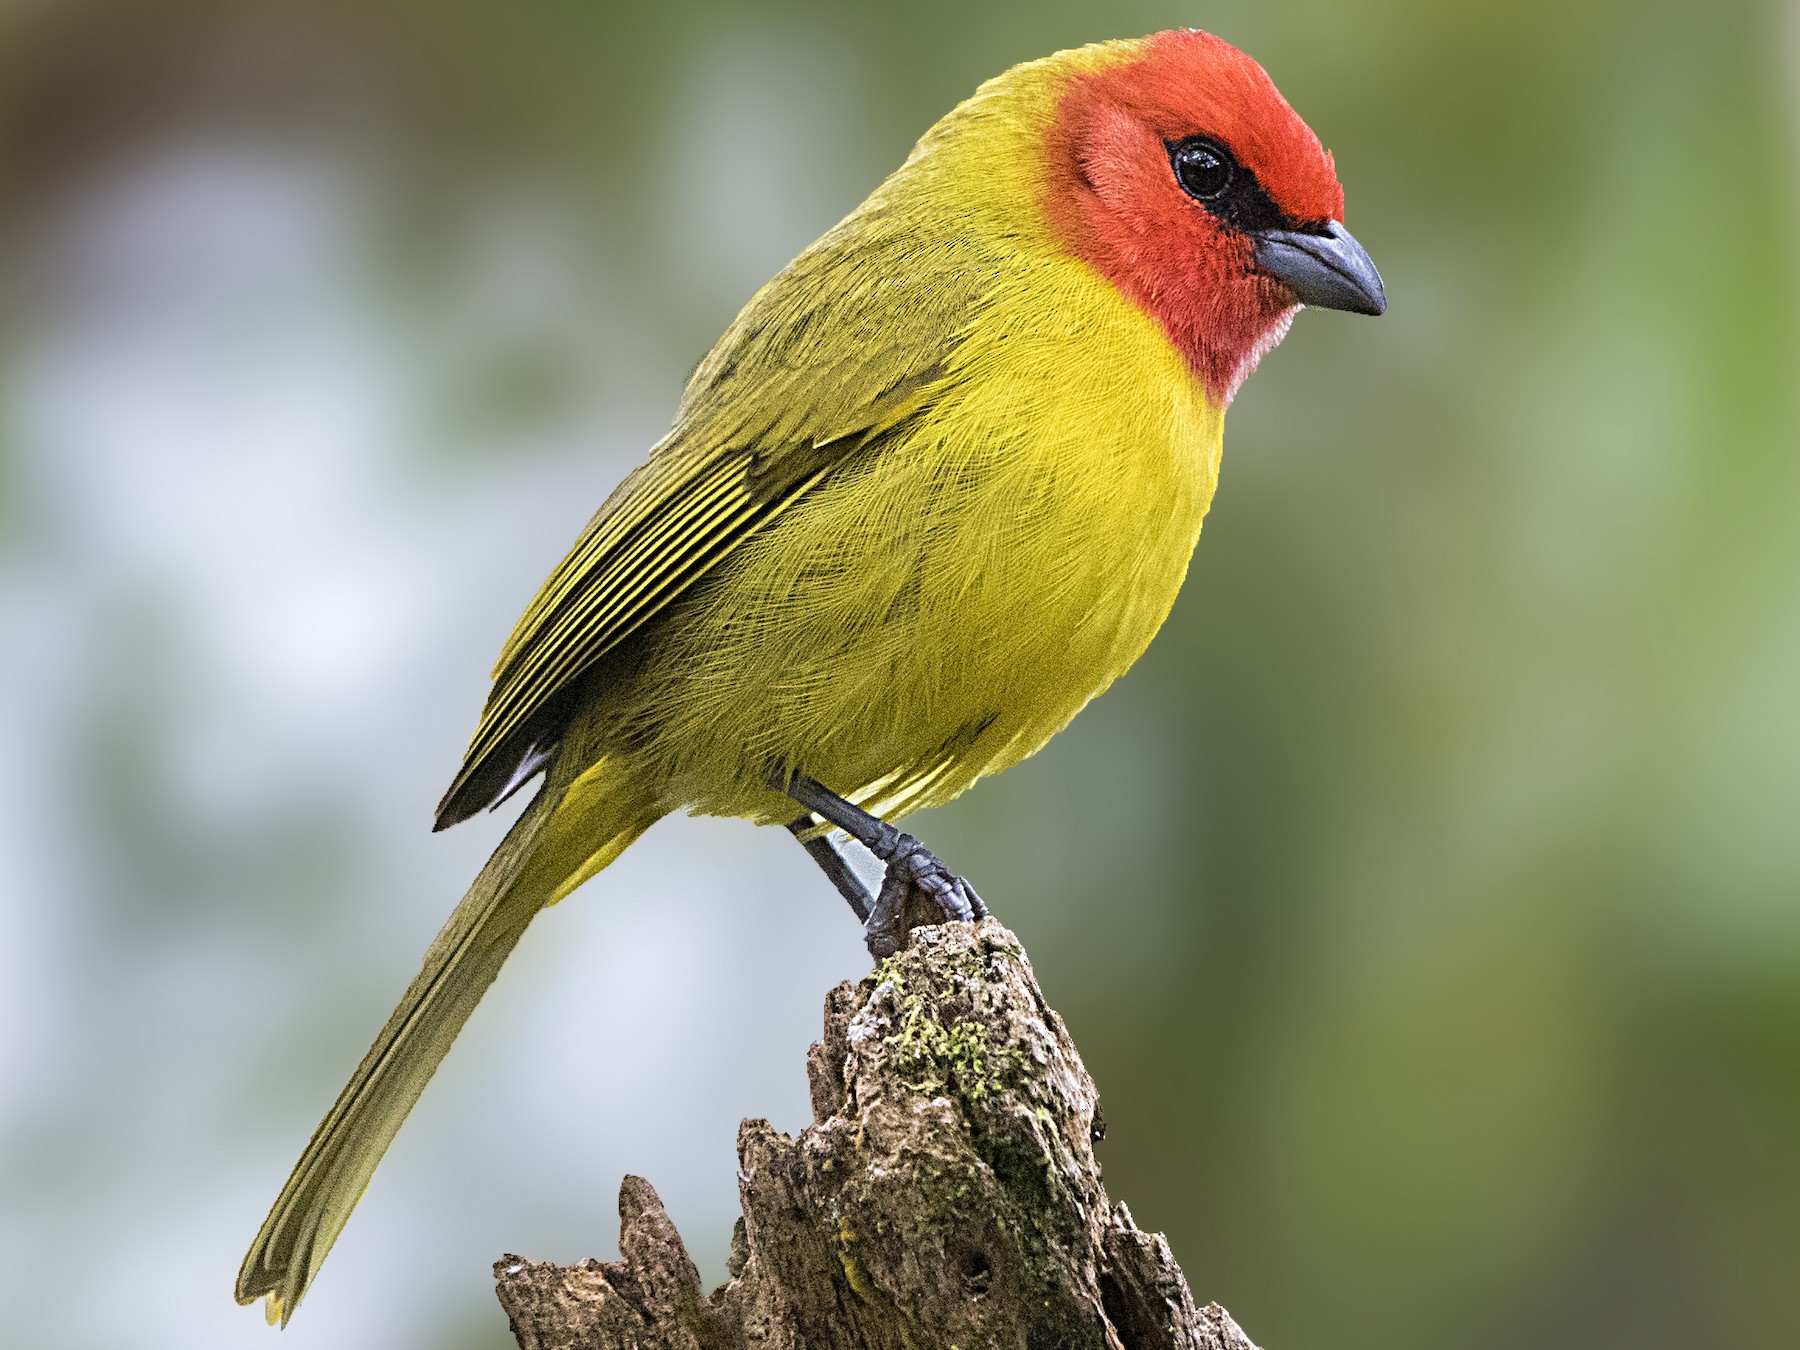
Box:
[0, 47, 873, 1350]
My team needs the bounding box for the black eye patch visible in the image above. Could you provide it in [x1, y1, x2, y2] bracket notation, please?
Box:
[1166, 135, 1293, 235]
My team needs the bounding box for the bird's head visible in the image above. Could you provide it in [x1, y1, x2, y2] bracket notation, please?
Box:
[1043, 29, 1384, 404]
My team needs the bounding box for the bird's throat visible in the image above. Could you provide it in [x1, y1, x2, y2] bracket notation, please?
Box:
[1220, 305, 1296, 406]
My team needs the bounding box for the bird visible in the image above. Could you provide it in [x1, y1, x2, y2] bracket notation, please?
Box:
[236, 26, 1384, 1324]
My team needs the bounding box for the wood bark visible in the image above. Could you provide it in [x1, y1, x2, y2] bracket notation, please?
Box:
[494, 918, 1261, 1350]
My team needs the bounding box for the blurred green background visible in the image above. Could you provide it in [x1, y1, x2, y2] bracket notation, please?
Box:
[2, 1, 1797, 1347]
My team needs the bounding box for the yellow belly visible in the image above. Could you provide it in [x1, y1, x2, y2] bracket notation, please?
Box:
[615, 259, 1224, 823]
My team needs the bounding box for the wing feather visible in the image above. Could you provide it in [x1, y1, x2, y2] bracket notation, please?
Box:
[435, 209, 1001, 827]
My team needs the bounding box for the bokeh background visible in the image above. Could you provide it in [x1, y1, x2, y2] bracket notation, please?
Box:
[3, 1, 1797, 1347]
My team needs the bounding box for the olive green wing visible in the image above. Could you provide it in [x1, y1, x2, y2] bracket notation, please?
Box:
[434, 215, 995, 827]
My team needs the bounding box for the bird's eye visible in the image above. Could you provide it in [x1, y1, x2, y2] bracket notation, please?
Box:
[1170, 138, 1234, 201]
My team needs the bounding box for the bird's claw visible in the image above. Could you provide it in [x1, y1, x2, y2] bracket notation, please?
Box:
[904, 847, 987, 923]
[863, 833, 985, 959]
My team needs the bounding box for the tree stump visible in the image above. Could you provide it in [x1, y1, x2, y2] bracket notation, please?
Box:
[493, 918, 1261, 1350]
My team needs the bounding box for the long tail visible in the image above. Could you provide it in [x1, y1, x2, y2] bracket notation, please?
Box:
[235, 762, 655, 1325]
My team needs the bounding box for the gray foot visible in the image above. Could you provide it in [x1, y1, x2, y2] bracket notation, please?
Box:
[864, 833, 988, 960]
[777, 774, 989, 960]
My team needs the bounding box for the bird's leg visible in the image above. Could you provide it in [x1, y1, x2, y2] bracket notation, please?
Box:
[786, 816, 873, 924]
[780, 773, 986, 959]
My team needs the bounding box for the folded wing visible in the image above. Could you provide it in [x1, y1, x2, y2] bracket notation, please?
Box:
[435, 213, 997, 828]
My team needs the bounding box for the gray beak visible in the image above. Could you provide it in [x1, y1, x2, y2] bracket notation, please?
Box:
[1252, 218, 1386, 316]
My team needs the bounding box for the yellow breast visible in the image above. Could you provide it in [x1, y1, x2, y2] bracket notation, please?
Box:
[629, 253, 1223, 823]
[851, 254, 1225, 812]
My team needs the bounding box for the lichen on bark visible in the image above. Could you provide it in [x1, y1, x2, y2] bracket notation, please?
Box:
[495, 919, 1261, 1350]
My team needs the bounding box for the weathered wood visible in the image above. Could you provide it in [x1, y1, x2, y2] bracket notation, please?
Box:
[494, 919, 1261, 1350]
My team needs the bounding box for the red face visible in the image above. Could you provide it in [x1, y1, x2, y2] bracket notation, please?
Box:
[1044, 29, 1381, 404]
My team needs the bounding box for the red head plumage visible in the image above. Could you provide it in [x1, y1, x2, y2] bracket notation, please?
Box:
[1044, 30, 1355, 403]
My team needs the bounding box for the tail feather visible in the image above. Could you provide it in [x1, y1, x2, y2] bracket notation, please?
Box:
[236, 768, 652, 1323]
